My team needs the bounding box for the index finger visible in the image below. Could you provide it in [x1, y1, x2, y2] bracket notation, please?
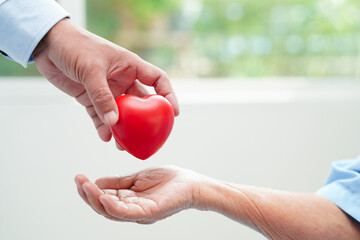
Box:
[135, 59, 179, 116]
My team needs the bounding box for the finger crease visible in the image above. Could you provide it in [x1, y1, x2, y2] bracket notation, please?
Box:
[75, 90, 87, 100]
[96, 122, 105, 129]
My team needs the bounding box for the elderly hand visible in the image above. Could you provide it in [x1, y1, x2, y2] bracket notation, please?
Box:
[34, 19, 179, 145]
[74, 166, 203, 224]
[75, 165, 360, 239]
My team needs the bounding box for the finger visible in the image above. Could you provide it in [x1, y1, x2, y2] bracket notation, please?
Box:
[92, 115, 112, 142]
[83, 70, 119, 126]
[103, 189, 118, 196]
[85, 106, 112, 142]
[97, 125, 112, 142]
[74, 174, 91, 205]
[116, 142, 124, 151]
[86, 103, 122, 148]
[99, 195, 146, 220]
[77, 92, 113, 142]
[105, 215, 128, 222]
[95, 175, 136, 190]
[76, 90, 92, 107]
[125, 80, 149, 97]
[135, 60, 179, 116]
[136, 220, 156, 225]
[82, 182, 115, 218]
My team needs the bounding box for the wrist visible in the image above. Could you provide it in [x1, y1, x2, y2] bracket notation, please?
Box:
[193, 176, 228, 211]
[193, 177, 263, 228]
[43, 18, 75, 53]
[32, 37, 48, 58]
[33, 18, 70, 58]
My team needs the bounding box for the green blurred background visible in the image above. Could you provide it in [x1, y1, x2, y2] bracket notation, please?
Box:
[1, 0, 359, 78]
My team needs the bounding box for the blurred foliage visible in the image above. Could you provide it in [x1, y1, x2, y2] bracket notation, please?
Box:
[0, 57, 40, 76]
[86, 0, 360, 78]
[1, 0, 360, 78]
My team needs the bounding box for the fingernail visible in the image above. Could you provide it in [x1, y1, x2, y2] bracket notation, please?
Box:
[99, 196, 107, 206]
[103, 111, 118, 126]
[83, 186, 89, 195]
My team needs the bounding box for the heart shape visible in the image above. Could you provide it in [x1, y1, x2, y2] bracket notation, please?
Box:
[110, 94, 174, 160]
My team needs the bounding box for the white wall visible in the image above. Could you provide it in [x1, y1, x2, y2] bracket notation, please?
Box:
[0, 78, 359, 240]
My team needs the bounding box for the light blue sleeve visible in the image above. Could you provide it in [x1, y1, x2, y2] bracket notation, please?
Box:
[316, 156, 360, 222]
[0, 0, 69, 67]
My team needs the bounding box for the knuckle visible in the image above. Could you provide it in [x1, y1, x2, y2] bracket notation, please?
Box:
[159, 71, 169, 80]
[115, 49, 138, 62]
[124, 50, 140, 60]
[86, 106, 97, 118]
[91, 87, 113, 105]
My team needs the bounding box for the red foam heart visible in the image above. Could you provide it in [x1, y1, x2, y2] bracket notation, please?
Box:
[110, 94, 174, 160]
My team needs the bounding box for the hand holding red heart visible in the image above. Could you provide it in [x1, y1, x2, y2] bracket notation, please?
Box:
[34, 19, 179, 144]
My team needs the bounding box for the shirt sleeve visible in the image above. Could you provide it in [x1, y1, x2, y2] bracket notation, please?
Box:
[0, 0, 69, 67]
[316, 156, 360, 222]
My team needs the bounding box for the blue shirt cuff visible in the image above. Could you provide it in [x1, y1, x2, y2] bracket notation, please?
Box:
[0, 0, 69, 67]
[316, 157, 360, 222]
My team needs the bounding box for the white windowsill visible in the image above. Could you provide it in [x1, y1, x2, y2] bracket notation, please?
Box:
[0, 77, 359, 105]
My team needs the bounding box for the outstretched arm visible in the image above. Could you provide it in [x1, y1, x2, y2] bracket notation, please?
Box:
[195, 178, 360, 239]
[75, 166, 360, 239]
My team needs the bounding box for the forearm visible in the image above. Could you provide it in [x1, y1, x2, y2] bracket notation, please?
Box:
[195, 177, 360, 239]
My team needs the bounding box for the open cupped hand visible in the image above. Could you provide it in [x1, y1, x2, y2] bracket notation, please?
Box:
[75, 166, 202, 224]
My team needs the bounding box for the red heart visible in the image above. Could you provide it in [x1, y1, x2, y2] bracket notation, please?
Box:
[110, 94, 174, 160]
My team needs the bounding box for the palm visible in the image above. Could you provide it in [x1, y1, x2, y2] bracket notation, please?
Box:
[75, 167, 199, 224]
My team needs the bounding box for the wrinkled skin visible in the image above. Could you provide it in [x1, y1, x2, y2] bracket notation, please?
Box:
[75, 166, 202, 224]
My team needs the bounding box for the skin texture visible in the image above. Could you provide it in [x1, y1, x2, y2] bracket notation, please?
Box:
[75, 166, 360, 239]
[33, 19, 179, 147]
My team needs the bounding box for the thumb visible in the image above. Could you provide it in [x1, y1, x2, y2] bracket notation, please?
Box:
[83, 73, 118, 126]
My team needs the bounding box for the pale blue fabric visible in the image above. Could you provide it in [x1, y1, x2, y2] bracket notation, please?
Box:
[0, 0, 69, 67]
[317, 156, 360, 222]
